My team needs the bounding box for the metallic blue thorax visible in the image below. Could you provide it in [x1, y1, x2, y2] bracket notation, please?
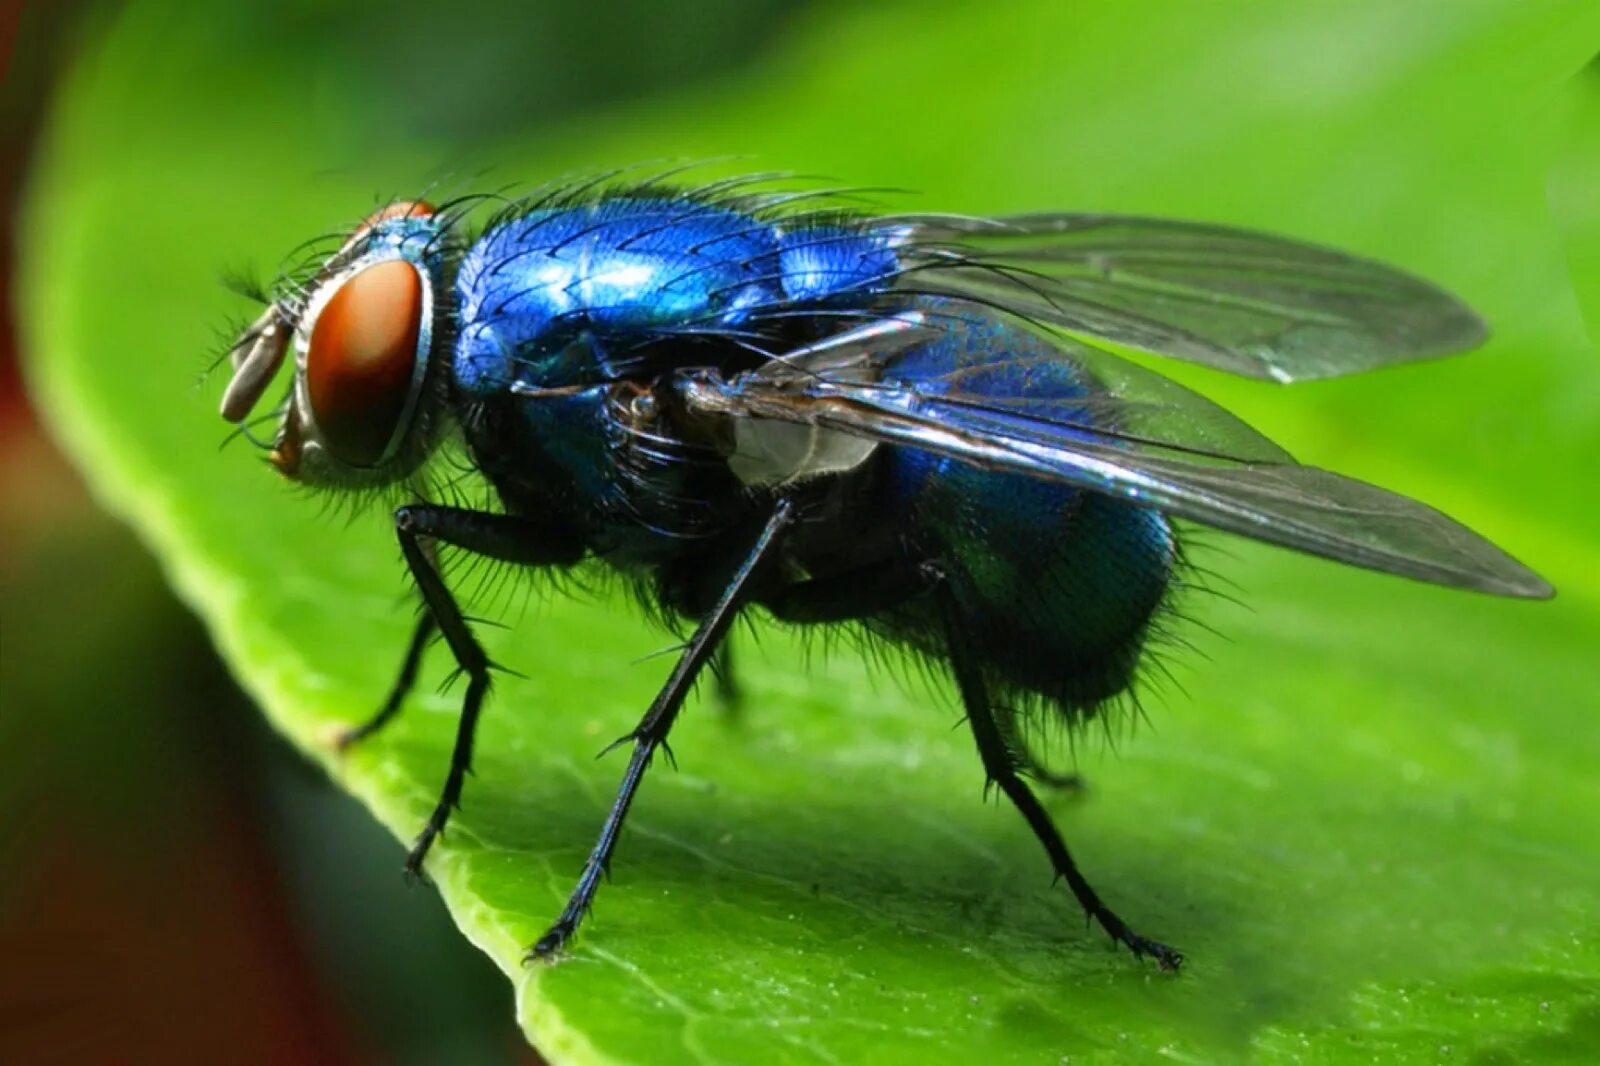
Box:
[452, 198, 897, 395]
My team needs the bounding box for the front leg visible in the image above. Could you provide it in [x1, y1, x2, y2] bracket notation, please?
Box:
[335, 612, 436, 750]
[389, 504, 583, 878]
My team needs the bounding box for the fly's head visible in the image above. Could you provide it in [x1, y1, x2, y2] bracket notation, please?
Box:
[220, 200, 456, 490]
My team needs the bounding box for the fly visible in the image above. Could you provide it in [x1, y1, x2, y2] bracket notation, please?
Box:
[217, 173, 1552, 971]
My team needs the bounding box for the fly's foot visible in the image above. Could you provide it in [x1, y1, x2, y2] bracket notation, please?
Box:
[1097, 910, 1183, 972]
[331, 724, 368, 753]
[403, 822, 442, 884]
[321, 719, 373, 753]
[524, 920, 578, 965]
[1123, 931, 1183, 972]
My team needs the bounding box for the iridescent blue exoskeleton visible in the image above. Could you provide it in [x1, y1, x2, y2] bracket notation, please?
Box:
[219, 172, 1552, 969]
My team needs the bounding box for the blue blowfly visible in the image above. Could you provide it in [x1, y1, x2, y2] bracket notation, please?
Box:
[218, 173, 1553, 970]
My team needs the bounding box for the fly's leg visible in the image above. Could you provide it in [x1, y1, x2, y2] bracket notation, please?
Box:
[1017, 739, 1087, 793]
[528, 498, 798, 961]
[391, 504, 583, 879]
[1027, 764, 1087, 792]
[334, 612, 437, 750]
[1009, 721, 1086, 793]
[927, 562, 1182, 971]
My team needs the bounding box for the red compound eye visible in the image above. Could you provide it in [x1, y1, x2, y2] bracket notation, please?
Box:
[305, 259, 424, 466]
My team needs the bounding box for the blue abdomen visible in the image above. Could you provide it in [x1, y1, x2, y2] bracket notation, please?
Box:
[878, 313, 1177, 712]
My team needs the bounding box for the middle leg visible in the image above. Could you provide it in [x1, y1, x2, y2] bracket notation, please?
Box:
[528, 498, 800, 960]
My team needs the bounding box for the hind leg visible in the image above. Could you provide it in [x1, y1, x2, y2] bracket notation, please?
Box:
[1013, 727, 1087, 793]
[927, 563, 1181, 970]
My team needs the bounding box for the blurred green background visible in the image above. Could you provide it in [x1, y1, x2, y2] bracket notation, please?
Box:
[5, 2, 1599, 1064]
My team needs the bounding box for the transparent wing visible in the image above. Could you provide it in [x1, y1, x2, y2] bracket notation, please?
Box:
[849, 307, 1297, 465]
[676, 314, 1548, 598]
[885, 213, 1488, 382]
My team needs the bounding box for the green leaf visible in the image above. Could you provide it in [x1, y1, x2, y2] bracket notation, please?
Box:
[22, 2, 1600, 1062]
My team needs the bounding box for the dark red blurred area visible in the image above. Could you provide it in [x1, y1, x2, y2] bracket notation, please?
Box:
[1, 6, 528, 1064]
[3, 6, 363, 1063]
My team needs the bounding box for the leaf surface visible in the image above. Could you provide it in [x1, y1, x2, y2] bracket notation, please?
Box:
[22, 2, 1600, 1062]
